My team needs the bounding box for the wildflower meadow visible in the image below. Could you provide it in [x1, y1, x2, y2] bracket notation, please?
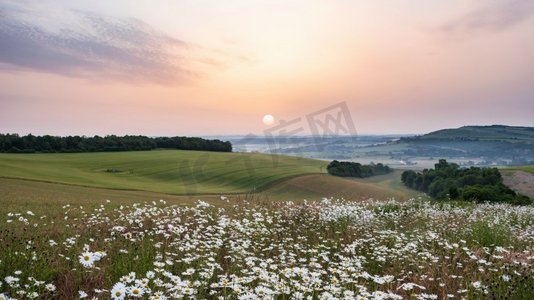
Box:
[1, 197, 533, 299]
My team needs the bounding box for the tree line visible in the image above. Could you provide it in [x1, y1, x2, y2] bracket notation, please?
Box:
[0, 134, 232, 153]
[401, 159, 531, 205]
[327, 160, 392, 178]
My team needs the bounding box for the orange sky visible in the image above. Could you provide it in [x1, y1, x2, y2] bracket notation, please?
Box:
[1, 0, 533, 136]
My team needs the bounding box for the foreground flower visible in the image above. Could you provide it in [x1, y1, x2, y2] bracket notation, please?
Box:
[3, 198, 534, 299]
[45, 283, 56, 292]
[79, 252, 95, 268]
[128, 285, 145, 298]
[111, 283, 127, 300]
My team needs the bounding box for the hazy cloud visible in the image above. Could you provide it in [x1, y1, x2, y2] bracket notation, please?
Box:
[0, 2, 205, 84]
[437, 0, 534, 38]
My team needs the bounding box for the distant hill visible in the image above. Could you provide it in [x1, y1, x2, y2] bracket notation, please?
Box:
[354, 125, 534, 166]
[402, 125, 534, 143]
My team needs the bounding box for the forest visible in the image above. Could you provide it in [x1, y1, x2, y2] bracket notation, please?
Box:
[0, 134, 232, 153]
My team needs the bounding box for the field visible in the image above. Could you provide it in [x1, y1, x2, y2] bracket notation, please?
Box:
[1, 152, 533, 299]
[1, 195, 534, 299]
[501, 168, 534, 199]
[0, 150, 326, 194]
[0, 151, 420, 202]
[505, 165, 534, 174]
[263, 171, 419, 201]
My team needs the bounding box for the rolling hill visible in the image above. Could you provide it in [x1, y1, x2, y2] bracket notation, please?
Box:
[353, 125, 534, 165]
[0, 149, 422, 202]
[262, 171, 419, 201]
[403, 125, 534, 143]
[0, 150, 326, 194]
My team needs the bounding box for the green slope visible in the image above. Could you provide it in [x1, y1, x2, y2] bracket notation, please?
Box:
[261, 172, 421, 201]
[351, 125, 534, 161]
[0, 150, 326, 194]
[414, 125, 534, 142]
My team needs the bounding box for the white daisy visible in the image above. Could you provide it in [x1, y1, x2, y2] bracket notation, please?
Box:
[128, 285, 145, 298]
[79, 252, 95, 268]
[111, 282, 127, 300]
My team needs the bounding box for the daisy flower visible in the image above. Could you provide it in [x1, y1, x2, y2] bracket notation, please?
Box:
[111, 282, 127, 300]
[79, 252, 95, 268]
[129, 285, 145, 298]
[45, 283, 56, 292]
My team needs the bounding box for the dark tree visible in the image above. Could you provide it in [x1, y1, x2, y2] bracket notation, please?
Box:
[327, 160, 392, 178]
[0, 134, 232, 153]
[401, 159, 531, 205]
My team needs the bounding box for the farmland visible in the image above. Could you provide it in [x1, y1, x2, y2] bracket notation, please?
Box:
[1, 151, 533, 299]
[263, 171, 419, 201]
[0, 150, 325, 194]
[505, 165, 534, 174]
[501, 168, 534, 199]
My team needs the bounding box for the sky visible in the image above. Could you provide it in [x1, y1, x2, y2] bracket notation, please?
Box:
[1, 0, 533, 136]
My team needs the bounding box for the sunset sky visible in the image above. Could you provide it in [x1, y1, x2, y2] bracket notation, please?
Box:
[1, 0, 533, 136]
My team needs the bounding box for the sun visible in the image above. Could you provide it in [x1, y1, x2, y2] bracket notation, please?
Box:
[262, 114, 275, 125]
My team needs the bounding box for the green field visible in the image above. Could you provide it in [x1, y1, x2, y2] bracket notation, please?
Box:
[505, 165, 534, 174]
[263, 171, 420, 201]
[3, 150, 531, 299]
[0, 150, 326, 194]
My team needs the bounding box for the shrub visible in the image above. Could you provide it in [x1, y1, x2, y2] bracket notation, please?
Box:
[327, 160, 392, 178]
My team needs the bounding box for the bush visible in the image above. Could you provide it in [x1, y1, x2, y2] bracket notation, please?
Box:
[327, 160, 392, 178]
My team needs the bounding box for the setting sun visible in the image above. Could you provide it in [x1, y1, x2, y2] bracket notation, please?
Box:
[262, 114, 275, 125]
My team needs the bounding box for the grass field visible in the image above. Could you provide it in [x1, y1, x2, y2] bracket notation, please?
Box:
[263, 171, 419, 201]
[505, 165, 534, 174]
[0, 150, 326, 194]
[501, 168, 534, 199]
[0, 177, 231, 215]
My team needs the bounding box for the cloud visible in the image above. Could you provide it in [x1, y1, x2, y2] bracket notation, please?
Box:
[0, 2, 211, 84]
[437, 0, 534, 38]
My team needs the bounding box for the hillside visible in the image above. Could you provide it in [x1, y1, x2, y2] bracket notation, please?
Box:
[404, 125, 534, 143]
[501, 170, 534, 199]
[350, 125, 534, 166]
[0, 150, 325, 194]
[263, 171, 419, 201]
